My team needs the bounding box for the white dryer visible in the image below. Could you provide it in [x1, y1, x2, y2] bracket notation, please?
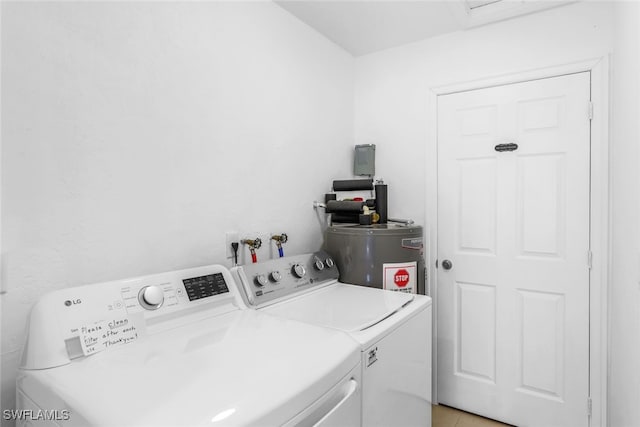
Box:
[16, 264, 362, 426]
[232, 251, 432, 427]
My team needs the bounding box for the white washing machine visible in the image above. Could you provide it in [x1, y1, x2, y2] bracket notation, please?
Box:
[16, 264, 362, 426]
[232, 251, 432, 427]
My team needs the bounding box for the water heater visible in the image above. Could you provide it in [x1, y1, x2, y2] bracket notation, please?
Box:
[323, 224, 426, 295]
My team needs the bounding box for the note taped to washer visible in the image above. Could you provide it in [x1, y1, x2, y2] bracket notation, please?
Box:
[383, 261, 417, 294]
[79, 314, 145, 356]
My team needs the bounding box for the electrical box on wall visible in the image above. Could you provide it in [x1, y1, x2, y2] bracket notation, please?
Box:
[354, 144, 375, 176]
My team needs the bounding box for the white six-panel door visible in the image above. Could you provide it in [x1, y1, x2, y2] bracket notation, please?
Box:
[437, 72, 591, 427]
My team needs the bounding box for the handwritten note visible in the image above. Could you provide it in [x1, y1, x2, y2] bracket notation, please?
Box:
[79, 315, 143, 356]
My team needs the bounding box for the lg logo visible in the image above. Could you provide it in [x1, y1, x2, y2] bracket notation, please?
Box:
[64, 299, 81, 307]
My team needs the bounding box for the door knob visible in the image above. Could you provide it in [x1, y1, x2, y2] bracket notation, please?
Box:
[442, 260, 453, 270]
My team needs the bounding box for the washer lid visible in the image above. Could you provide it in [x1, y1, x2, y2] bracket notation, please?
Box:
[17, 310, 360, 427]
[264, 284, 414, 332]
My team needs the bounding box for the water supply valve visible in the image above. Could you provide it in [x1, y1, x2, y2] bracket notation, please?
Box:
[242, 238, 262, 264]
[271, 233, 288, 258]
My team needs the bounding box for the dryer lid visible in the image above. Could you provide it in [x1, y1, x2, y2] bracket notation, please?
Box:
[17, 310, 360, 427]
[264, 283, 414, 332]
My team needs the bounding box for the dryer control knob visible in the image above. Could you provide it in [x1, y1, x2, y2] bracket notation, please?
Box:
[292, 264, 306, 279]
[325, 258, 335, 268]
[255, 274, 268, 287]
[139, 285, 164, 310]
[269, 271, 282, 282]
[314, 260, 325, 271]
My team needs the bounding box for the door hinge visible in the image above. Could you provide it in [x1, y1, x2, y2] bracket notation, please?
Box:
[588, 251, 593, 269]
[587, 397, 593, 417]
[588, 101, 594, 120]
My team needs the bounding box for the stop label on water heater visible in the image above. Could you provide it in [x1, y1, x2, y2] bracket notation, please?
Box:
[394, 270, 410, 287]
[383, 262, 417, 294]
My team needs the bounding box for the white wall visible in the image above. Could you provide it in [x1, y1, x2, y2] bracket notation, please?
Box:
[0, 1, 353, 418]
[354, 1, 614, 225]
[609, 1, 640, 426]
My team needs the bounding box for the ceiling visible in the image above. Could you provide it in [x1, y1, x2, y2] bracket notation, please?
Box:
[275, 0, 574, 56]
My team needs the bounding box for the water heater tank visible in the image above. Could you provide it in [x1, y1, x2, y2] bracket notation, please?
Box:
[323, 224, 425, 295]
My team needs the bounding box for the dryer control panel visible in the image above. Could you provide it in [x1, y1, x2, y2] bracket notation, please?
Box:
[232, 251, 339, 308]
[21, 264, 240, 370]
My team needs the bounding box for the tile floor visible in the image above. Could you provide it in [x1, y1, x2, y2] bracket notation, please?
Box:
[433, 405, 514, 427]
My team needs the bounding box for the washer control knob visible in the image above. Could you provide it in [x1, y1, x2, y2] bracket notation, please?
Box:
[269, 271, 282, 282]
[325, 258, 335, 268]
[139, 285, 164, 310]
[255, 274, 268, 287]
[314, 260, 325, 271]
[292, 264, 306, 279]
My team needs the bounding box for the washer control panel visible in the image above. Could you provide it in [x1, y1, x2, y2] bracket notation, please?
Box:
[118, 270, 232, 315]
[232, 251, 339, 308]
[21, 264, 238, 370]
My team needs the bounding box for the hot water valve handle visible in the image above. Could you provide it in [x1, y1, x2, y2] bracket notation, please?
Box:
[242, 238, 262, 264]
